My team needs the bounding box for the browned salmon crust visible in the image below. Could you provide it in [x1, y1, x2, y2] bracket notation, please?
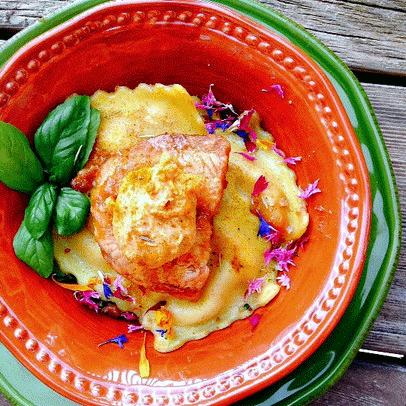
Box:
[73, 134, 231, 299]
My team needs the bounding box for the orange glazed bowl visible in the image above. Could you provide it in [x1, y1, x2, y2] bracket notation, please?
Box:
[0, 1, 371, 405]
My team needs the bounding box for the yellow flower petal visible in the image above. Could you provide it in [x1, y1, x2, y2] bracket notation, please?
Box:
[52, 277, 93, 292]
[139, 333, 150, 378]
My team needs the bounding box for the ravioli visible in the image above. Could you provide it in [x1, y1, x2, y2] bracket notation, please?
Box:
[55, 84, 309, 353]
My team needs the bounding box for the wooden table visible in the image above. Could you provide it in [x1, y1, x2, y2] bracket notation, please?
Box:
[0, 1, 405, 405]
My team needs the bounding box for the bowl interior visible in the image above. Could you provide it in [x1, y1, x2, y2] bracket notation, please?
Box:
[0, 1, 371, 405]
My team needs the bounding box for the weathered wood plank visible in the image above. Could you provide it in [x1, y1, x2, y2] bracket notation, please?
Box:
[311, 357, 406, 406]
[0, 0, 405, 75]
[360, 83, 406, 355]
[262, 0, 406, 75]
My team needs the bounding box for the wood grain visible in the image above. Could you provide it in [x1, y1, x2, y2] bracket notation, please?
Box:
[360, 83, 406, 355]
[311, 357, 406, 406]
[0, 0, 405, 75]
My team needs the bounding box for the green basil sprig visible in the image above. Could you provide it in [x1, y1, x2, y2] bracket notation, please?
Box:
[0, 95, 100, 278]
[34, 95, 100, 185]
[25, 183, 58, 239]
[54, 187, 90, 236]
[13, 222, 54, 278]
[0, 122, 44, 194]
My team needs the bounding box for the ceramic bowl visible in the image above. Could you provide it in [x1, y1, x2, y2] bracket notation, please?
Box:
[0, 1, 371, 405]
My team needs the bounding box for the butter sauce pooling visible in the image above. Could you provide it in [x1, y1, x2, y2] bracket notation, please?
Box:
[54, 84, 308, 352]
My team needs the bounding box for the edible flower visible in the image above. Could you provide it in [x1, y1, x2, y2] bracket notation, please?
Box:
[74, 290, 100, 312]
[98, 334, 128, 348]
[252, 175, 269, 198]
[273, 144, 301, 165]
[257, 214, 277, 239]
[128, 324, 144, 333]
[256, 139, 273, 151]
[299, 180, 321, 199]
[52, 277, 93, 292]
[156, 329, 168, 337]
[277, 273, 291, 290]
[246, 276, 266, 297]
[113, 275, 128, 295]
[264, 246, 296, 272]
[248, 313, 262, 331]
[154, 306, 174, 339]
[196, 85, 235, 114]
[139, 333, 150, 378]
[263, 84, 285, 99]
[205, 121, 217, 134]
[235, 152, 256, 162]
[238, 109, 258, 141]
[103, 283, 113, 299]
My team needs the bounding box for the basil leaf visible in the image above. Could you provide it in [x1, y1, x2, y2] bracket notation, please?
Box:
[75, 108, 100, 173]
[0, 122, 44, 194]
[13, 221, 54, 278]
[54, 187, 90, 236]
[34, 95, 91, 186]
[25, 183, 58, 239]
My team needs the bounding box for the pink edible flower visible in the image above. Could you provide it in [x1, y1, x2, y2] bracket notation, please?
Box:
[277, 273, 291, 290]
[238, 109, 258, 141]
[299, 180, 321, 199]
[246, 276, 266, 297]
[264, 246, 296, 272]
[128, 324, 144, 333]
[272, 144, 285, 158]
[248, 313, 262, 331]
[235, 152, 256, 162]
[196, 85, 234, 113]
[252, 175, 269, 197]
[205, 121, 217, 134]
[113, 276, 128, 295]
[283, 156, 302, 165]
[74, 290, 100, 312]
[263, 84, 285, 98]
[272, 144, 301, 165]
[265, 229, 281, 246]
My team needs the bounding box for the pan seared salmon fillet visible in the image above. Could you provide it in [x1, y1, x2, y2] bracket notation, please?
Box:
[73, 133, 230, 299]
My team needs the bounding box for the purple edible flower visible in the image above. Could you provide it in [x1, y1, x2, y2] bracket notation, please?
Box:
[103, 283, 113, 299]
[156, 329, 168, 338]
[98, 334, 128, 348]
[257, 215, 277, 239]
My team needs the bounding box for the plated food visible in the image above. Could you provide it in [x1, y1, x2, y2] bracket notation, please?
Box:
[1, 83, 313, 355]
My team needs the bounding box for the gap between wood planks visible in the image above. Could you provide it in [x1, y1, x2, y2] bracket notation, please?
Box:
[353, 70, 406, 87]
[358, 348, 405, 365]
